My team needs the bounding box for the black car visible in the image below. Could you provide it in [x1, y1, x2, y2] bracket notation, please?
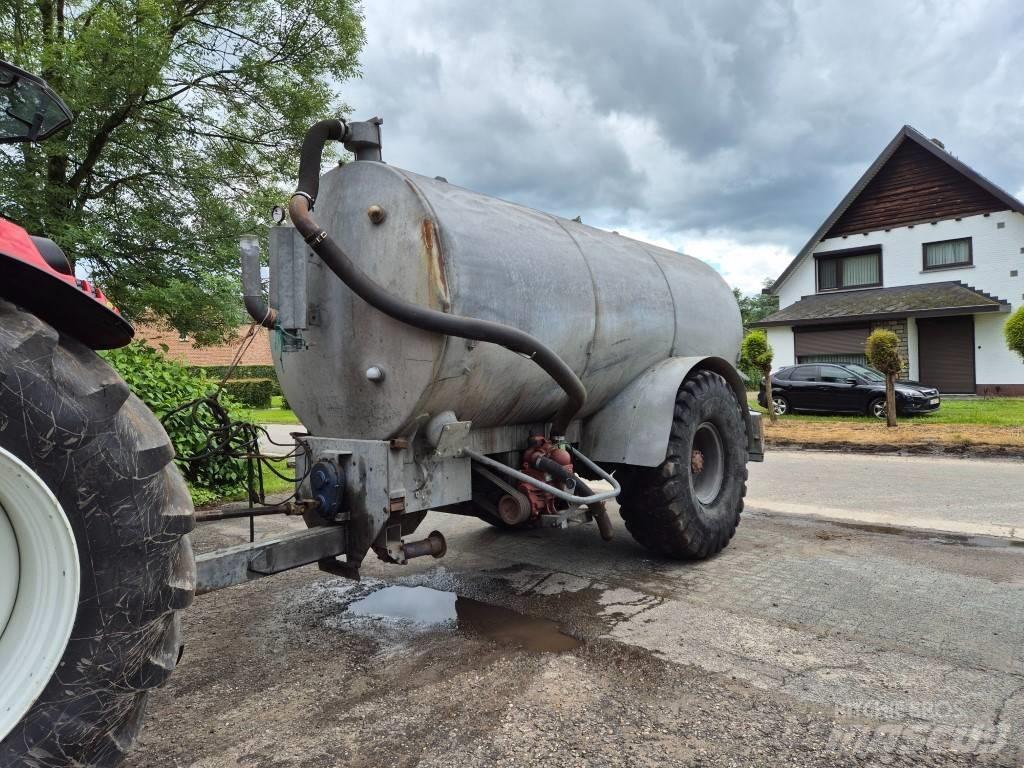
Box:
[757, 363, 941, 418]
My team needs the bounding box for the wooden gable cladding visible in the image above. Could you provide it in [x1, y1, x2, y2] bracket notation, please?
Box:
[824, 140, 1008, 238]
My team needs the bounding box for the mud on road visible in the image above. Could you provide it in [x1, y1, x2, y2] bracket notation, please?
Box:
[126, 507, 1024, 767]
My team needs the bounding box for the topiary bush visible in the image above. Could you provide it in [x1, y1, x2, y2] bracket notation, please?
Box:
[222, 378, 274, 408]
[1006, 306, 1024, 360]
[865, 329, 902, 375]
[740, 330, 777, 422]
[102, 342, 248, 495]
[740, 330, 773, 371]
[865, 329, 902, 427]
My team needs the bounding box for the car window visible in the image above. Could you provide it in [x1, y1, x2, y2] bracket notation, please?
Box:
[844, 363, 885, 382]
[820, 365, 853, 383]
[789, 366, 819, 382]
[774, 368, 793, 381]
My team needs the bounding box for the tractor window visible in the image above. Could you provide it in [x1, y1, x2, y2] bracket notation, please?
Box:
[0, 61, 73, 143]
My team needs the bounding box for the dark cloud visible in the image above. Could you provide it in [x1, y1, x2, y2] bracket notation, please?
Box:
[340, 0, 1024, 291]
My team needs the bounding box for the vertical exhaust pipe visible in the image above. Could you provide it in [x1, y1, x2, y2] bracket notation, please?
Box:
[240, 234, 276, 329]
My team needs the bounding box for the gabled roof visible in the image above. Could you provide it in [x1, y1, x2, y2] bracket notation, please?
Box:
[767, 125, 1024, 295]
[752, 281, 1010, 327]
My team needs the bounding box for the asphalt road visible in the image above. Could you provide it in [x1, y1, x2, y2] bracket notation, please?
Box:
[126, 451, 1024, 767]
[748, 450, 1024, 540]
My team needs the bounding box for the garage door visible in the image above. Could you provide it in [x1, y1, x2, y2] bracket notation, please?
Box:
[794, 325, 870, 365]
[917, 315, 975, 393]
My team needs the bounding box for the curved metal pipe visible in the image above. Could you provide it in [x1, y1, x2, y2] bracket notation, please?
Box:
[534, 456, 613, 541]
[287, 120, 586, 437]
[462, 447, 619, 505]
[240, 234, 276, 329]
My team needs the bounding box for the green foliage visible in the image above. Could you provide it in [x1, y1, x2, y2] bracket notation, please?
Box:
[865, 329, 902, 375]
[222, 378, 274, 408]
[102, 341, 247, 493]
[740, 330, 774, 372]
[0, 1, 365, 343]
[193, 364, 277, 380]
[732, 280, 779, 329]
[1005, 306, 1024, 360]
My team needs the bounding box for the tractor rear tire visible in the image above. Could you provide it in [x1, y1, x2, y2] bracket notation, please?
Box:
[618, 370, 747, 559]
[0, 301, 195, 767]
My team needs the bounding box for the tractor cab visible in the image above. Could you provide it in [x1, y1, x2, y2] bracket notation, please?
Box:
[0, 60, 73, 143]
[0, 60, 132, 348]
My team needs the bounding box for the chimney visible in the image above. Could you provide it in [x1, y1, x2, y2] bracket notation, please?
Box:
[929, 137, 946, 151]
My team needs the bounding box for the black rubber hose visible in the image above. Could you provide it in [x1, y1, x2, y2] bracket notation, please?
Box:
[288, 120, 586, 437]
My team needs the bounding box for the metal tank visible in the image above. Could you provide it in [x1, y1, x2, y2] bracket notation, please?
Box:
[270, 160, 742, 440]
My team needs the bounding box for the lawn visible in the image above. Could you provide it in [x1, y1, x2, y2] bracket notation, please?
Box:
[247, 395, 301, 425]
[747, 394, 1024, 426]
[747, 394, 1024, 454]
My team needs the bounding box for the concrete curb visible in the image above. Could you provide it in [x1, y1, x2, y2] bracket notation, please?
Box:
[747, 498, 1024, 544]
[765, 438, 1024, 461]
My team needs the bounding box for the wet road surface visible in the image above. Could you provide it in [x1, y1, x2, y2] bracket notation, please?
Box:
[127, 498, 1024, 767]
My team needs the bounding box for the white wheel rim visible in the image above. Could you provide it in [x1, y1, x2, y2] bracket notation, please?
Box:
[0, 446, 80, 741]
[772, 397, 786, 414]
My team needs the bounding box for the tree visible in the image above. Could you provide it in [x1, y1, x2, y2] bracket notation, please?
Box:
[0, 1, 364, 344]
[1006, 306, 1024, 360]
[740, 329, 776, 424]
[732, 278, 779, 329]
[865, 329, 902, 427]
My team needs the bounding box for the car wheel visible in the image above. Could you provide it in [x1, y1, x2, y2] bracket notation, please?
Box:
[771, 394, 789, 416]
[868, 397, 887, 419]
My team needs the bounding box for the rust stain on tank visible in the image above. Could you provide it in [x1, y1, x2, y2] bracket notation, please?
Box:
[422, 218, 451, 308]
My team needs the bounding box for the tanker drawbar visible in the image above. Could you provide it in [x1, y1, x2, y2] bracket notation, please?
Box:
[203, 115, 764, 591]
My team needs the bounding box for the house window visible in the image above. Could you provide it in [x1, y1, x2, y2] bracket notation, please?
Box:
[815, 248, 881, 292]
[922, 237, 972, 270]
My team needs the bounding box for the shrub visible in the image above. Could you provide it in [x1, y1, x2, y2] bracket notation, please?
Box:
[192, 364, 282, 397]
[865, 329, 902, 375]
[739, 330, 773, 372]
[1006, 306, 1024, 360]
[222, 378, 274, 408]
[192, 364, 277, 380]
[102, 342, 248, 494]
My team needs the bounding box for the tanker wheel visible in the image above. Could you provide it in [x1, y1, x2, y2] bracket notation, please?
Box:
[0, 301, 195, 767]
[618, 370, 747, 559]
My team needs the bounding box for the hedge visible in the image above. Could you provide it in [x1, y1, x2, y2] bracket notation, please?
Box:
[222, 378, 275, 408]
[191, 364, 277, 380]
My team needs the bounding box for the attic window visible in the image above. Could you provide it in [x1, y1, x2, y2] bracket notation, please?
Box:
[815, 247, 881, 292]
[923, 237, 972, 270]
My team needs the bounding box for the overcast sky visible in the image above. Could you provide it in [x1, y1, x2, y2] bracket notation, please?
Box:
[340, 0, 1024, 294]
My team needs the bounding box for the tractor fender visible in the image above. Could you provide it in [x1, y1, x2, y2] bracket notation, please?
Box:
[580, 356, 754, 467]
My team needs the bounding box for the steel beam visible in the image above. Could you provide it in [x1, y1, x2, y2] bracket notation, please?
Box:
[195, 525, 347, 595]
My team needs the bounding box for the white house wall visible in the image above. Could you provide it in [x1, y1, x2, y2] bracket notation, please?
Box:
[774, 210, 1024, 386]
[766, 326, 795, 369]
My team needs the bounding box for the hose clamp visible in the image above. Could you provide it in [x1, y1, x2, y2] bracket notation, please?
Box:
[290, 190, 315, 211]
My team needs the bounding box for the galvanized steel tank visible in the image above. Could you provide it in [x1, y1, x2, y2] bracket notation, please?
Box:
[273, 161, 741, 439]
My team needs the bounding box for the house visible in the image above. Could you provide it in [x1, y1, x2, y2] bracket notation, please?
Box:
[754, 125, 1024, 395]
[136, 323, 273, 368]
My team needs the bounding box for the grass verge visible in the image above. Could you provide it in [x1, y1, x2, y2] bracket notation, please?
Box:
[247, 395, 301, 425]
[748, 395, 1024, 455]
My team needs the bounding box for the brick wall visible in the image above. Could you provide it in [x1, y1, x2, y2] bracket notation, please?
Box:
[870, 318, 910, 378]
[136, 323, 273, 367]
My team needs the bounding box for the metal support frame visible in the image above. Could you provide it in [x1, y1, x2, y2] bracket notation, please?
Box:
[195, 526, 347, 594]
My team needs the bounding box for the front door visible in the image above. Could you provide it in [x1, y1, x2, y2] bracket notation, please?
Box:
[917, 315, 975, 394]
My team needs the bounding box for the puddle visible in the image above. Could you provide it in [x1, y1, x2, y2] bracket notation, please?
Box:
[347, 585, 580, 652]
